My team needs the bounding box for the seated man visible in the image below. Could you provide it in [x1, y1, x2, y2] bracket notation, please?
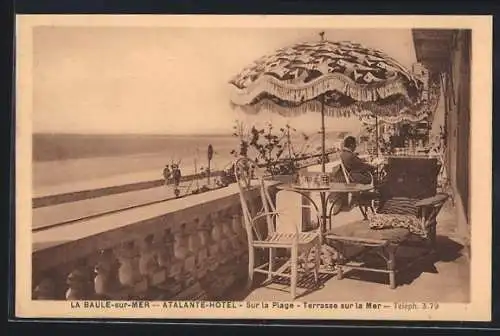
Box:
[328, 136, 377, 215]
[340, 136, 376, 185]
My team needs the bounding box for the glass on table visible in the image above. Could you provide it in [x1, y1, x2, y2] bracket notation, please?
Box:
[321, 173, 330, 186]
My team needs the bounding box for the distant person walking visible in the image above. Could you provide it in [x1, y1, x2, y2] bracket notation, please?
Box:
[163, 165, 171, 186]
[172, 164, 182, 188]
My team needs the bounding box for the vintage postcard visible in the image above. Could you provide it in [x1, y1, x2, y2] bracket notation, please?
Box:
[15, 15, 492, 321]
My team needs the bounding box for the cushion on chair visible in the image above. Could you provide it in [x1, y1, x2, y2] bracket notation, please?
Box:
[368, 213, 427, 239]
[326, 220, 412, 244]
[367, 197, 427, 239]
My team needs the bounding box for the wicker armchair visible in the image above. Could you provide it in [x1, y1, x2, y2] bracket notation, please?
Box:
[325, 156, 449, 289]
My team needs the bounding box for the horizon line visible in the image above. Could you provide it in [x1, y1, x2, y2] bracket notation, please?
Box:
[32, 129, 352, 136]
[32, 131, 235, 136]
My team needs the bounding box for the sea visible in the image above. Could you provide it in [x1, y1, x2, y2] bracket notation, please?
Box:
[33, 132, 351, 189]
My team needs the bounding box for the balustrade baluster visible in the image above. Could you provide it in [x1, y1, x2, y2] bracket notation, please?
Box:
[115, 241, 147, 298]
[156, 228, 172, 269]
[33, 276, 57, 300]
[209, 213, 222, 270]
[184, 220, 199, 288]
[172, 223, 189, 291]
[194, 218, 209, 281]
[149, 231, 168, 290]
[155, 227, 182, 299]
[139, 234, 160, 297]
[65, 259, 93, 300]
[218, 210, 231, 266]
[230, 214, 244, 261]
[94, 248, 119, 299]
[115, 242, 135, 288]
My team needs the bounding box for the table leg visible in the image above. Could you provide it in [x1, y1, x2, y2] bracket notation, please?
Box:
[317, 192, 337, 272]
[320, 192, 328, 232]
[293, 191, 338, 274]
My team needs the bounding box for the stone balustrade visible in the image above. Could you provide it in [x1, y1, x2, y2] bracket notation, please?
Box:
[32, 182, 277, 301]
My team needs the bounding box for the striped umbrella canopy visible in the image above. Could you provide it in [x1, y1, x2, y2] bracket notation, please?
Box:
[229, 36, 427, 122]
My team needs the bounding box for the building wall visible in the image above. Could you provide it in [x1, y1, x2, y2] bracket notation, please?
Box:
[444, 30, 471, 243]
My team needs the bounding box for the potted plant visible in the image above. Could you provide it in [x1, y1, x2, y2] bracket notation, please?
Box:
[229, 120, 313, 183]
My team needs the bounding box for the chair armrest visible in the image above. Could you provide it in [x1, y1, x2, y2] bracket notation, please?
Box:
[252, 211, 280, 223]
[414, 193, 449, 207]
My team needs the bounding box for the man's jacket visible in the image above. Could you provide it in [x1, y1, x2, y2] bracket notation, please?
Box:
[340, 148, 372, 174]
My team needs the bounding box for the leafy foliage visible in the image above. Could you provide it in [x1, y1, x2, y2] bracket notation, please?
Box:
[229, 120, 314, 176]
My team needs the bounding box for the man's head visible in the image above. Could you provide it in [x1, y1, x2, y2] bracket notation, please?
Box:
[343, 136, 357, 151]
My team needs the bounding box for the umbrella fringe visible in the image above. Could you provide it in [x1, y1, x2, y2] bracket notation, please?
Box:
[360, 114, 427, 125]
[229, 73, 415, 106]
[234, 84, 439, 124]
[359, 80, 441, 124]
[239, 99, 357, 118]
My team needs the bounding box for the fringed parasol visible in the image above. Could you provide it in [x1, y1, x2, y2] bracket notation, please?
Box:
[228, 32, 429, 172]
[229, 37, 425, 116]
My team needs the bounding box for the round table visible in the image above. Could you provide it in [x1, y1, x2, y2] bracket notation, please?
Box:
[277, 183, 374, 232]
[276, 182, 374, 273]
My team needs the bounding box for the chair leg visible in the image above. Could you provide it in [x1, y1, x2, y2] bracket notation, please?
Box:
[314, 242, 321, 285]
[302, 247, 310, 276]
[335, 243, 345, 280]
[267, 248, 275, 282]
[332, 241, 344, 280]
[358, 205, 368, 220]
[387, 245, 397, 289]
[290, 246, 298, 300]
[247, 246, 255, 289]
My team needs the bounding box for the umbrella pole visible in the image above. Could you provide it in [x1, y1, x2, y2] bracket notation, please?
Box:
[320, 94, 327, 233]
[321, 95, 326, 173]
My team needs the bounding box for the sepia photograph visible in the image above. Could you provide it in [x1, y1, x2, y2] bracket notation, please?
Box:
[15, 15, 492, 321]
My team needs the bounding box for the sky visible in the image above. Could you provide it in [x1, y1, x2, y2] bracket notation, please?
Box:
[33, 26, 417, 135]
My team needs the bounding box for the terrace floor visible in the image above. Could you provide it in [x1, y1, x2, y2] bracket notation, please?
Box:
[226, 198, 470, 303]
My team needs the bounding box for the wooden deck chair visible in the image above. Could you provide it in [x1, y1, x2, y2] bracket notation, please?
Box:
[234, 157, 321, 299]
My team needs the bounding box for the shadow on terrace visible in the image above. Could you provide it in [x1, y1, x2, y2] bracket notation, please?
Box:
[226, 200, 469, 303]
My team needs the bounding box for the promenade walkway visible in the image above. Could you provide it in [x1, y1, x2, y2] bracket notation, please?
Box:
[33, 177, 218, 230]
[34, 169, 163, 199]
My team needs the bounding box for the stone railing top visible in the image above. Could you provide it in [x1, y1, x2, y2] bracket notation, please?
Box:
[33, 180, 280, 254]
